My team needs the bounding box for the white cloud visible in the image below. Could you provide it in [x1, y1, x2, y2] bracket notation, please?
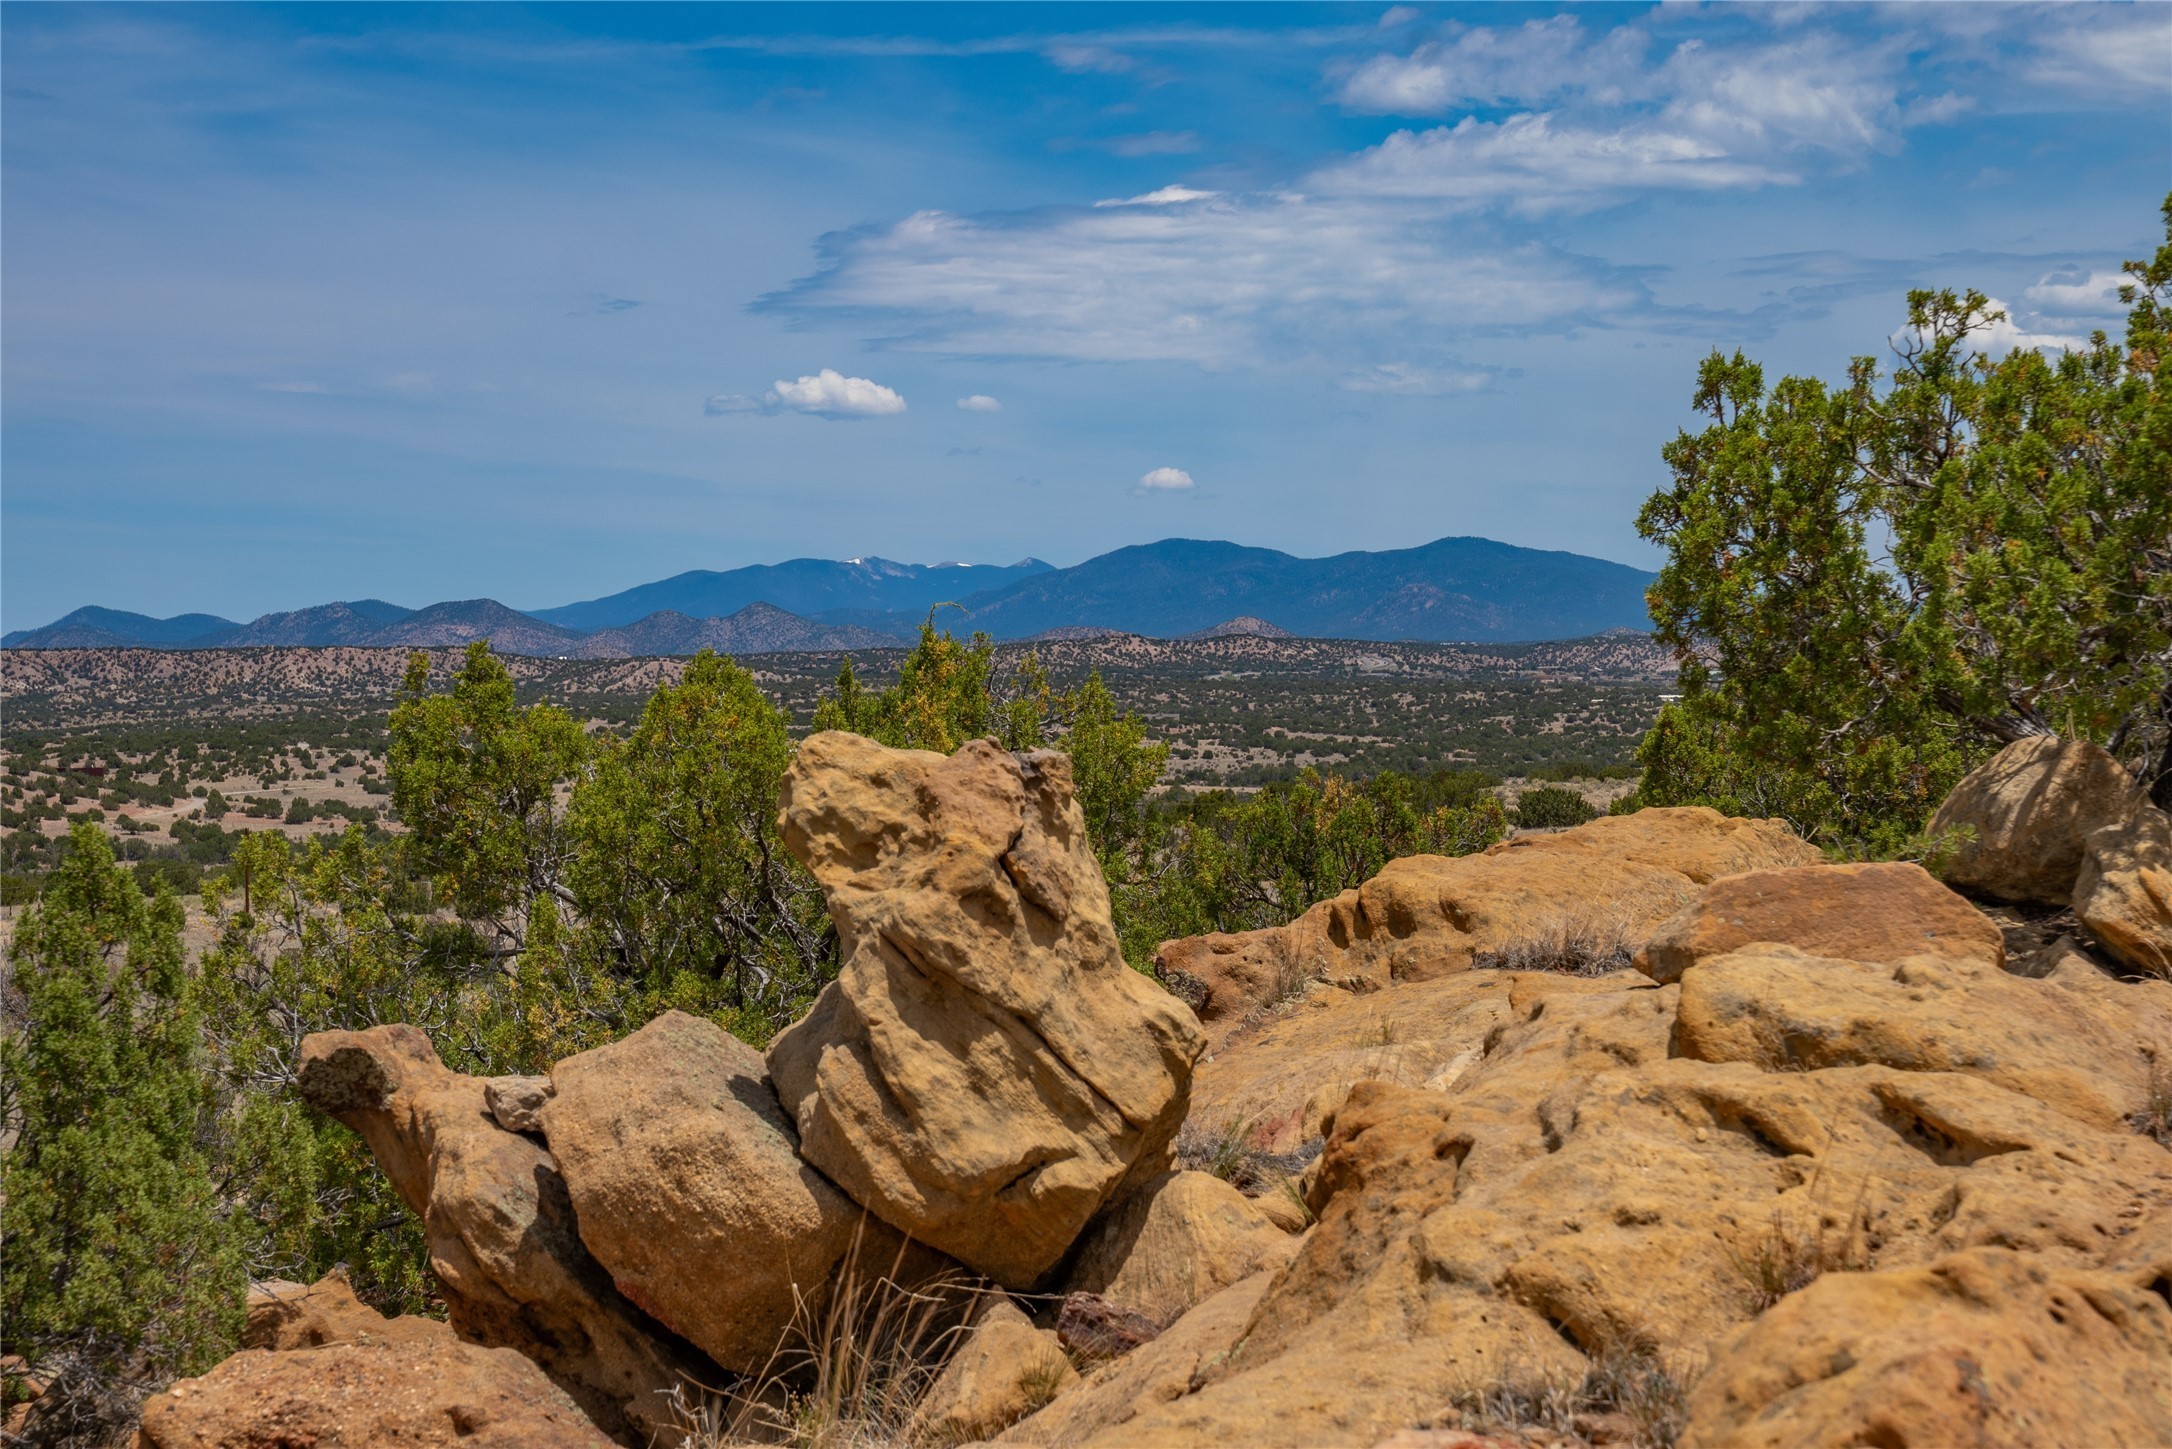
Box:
[1094, 185, 1219, 208]
[2024, 267, 2131, 320]
[1972, 302, 2085, 356]
[1318, 113, 1789, 210]
[1139, 466, 1194, 490]
[1338, 17, 1643, 115]
[2023, 8, 2172, 96]
[955, 394, 1002, 411]
[1340, 362, 1497, 395]
[1894, 298, 2085, 358]
[767, 368, 906, 417]
[1378, 6, 1419, 30]
[763, 195, 1646, 366]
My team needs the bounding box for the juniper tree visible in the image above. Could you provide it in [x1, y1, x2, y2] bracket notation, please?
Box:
[1634, 194, 2172, 848]
[1, 824, 245, 1442]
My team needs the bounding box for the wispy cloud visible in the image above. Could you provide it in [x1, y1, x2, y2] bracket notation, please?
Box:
[955, 394, 1002, 411]
[1340, 362, 1502, 395]
[761, 193, 1651, 366]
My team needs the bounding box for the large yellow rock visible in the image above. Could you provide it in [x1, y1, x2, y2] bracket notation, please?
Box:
[540, 1010, 862, 1374]
[296, 1025, 697, 1443]
[1928, 734, 2141, 904]
[767, 733, 1206, 1288]
[1638, 861, 2004, 983]
[1681, 1248, 2172, 1448]
[2075, 804, 2172, 977]
[1062, 1170, 1300, 1325]
[137, 1339, 612, 1449]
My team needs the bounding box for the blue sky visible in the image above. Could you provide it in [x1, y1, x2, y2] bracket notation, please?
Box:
[3, 2, 2166, 627]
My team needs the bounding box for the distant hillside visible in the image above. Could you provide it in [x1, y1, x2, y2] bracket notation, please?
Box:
[352, 600, 587, 655]
[535, 556, 1051, 632]
[575, 604, 903, 658]
[3, 606, 240, 650]
[929, 537, 1654, 643]
[215, 600, 416, 647]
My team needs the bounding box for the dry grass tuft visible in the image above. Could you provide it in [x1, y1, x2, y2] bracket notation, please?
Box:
[2131, 1053, 2172, 1147]
[1471, 920, 1636, 977]
[1175, 1116, 1322, 1195]
[1724, 1178, 1875, 1315]
[664, 1227, 984, 1449]
[1445, 1341, 1692, 1449]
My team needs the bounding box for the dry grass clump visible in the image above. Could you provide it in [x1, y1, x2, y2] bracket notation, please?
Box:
[1471, 921, 1636, 977]
[2130, 1052, 2172, 1147]
[1175, 1116, 1321, 1195]
[664, 1229, 982, 1449]
[1445, 1341, 1692, 1449]
[1724, 1180, 1875, 1315]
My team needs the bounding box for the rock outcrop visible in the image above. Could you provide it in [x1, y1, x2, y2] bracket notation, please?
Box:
[767, 732, 1206, 1287]
[243, 1270, 450, 1352]
[2075, 805, 2172, 977]
[1636, 860, 2004, 983]
[1928, 734, 2140, 904]
[235, 762, 2172, 1449]
[540, 1009, 864, 1373]
[1158, 807, 1819, 1043]
[136, 1338, 613, 1449]
[1061, 1170, 1300, 1325]
[295, 1025, 695, 1443]
[1681, 1247, 2172, 1448]
[1027, 852, 2172, 1446]
[909, 1298, 1075, 1447]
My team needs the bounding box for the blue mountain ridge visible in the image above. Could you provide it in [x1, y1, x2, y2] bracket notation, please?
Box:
[3, 537, 1656, 651]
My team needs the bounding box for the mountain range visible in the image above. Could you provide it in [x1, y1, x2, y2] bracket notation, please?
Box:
[3, 537, 1656, 654]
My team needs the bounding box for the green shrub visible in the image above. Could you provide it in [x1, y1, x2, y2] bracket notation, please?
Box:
[1515, 785, 1597, 830]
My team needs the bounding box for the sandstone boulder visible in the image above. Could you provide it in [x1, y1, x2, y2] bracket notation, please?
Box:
[296, 1025, 695, 1444]
[767, 733, 1206, 1287]
[910, 1298, 1076, 1447]
[1637, 861, 2003, 984]
[2075, 804, 2172, 977]
[1062, 1170, 1300, 1325]
[540, 1009, 864, 1373]
[484, 1074, 553, 1134]
[244, 1269, 450, 1352]
[136, 1339, 612, 1449]
[1681, 1248, 2172, 1448]
[998, 1270, 1279, 1446]
[1157, 808, 1817, 1042]
[1928, 734, 2140, 903]
[1674, 945, 2172, 1130]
